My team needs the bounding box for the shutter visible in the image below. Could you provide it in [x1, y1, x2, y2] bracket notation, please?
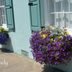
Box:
[5, 0, 15, 31]
[29, 0, 41, 32]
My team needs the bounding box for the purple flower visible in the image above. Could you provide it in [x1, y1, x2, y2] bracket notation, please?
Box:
[65, 35, 72, 40]
[30, 31, 72, 65]
[0, 32, 9, 44]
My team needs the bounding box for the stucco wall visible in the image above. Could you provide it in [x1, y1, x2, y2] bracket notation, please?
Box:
[5, 0, 33, 58]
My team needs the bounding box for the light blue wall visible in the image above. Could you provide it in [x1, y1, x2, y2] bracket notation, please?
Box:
[4, 0, 72, 72]
[5, 0, 33, 58]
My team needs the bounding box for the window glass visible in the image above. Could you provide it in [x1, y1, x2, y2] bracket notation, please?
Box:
[49, 0, 54, 12]
[0, 0, 6, 25]
[55, 1, 61, 12]
[69, 14, 72, 28]
[62, 0, 69, 11]
[48, 0, 72, 29]
[70, 0, 72, 11]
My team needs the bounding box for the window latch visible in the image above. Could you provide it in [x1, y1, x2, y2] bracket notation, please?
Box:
[28, 3, 37, 6]
[5, 5, 12, 9]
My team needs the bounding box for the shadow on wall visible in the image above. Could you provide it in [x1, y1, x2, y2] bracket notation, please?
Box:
[42, 64, 66, 72]
[2, 37, 14, 53]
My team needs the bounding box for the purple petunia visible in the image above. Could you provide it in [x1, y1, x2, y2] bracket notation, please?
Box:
[0, 32, 9, 44]
[30, 30, 72, 65]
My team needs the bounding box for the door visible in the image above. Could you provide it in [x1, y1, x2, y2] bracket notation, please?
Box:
[28, 0, 41, 32]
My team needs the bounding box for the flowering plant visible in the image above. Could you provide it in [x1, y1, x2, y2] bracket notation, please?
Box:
[30, 26, 72, 65]
[0, 27, 9, 44]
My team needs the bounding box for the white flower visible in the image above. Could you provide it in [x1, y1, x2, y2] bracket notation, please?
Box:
[2, 24, 9, 31]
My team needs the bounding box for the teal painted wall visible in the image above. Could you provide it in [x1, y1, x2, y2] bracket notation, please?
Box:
[5, 0, 33, 58]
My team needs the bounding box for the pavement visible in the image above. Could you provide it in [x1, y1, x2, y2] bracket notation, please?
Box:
[0, 53, 43, 72]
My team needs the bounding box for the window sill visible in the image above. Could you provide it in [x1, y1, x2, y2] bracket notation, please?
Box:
[50, 12, 72, 14]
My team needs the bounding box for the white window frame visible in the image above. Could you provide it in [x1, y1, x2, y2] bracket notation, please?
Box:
[49, 0, 72, 29]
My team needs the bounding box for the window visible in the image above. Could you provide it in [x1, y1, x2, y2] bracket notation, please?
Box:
[0, 0, 15, 31]
[49, 0, 72, 29]
[0, 0, 6, 26]
[62, 0, 69, 12]
[55, 1, 61, 12]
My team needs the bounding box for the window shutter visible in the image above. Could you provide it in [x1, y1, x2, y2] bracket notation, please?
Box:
[5, 0, 15, 31]
[29, 0, 41, 32]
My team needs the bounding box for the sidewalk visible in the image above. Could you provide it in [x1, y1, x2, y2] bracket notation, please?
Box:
[0, 53, 42, 72]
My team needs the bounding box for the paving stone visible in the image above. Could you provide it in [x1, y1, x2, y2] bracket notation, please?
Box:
[0, 53, 42, 72]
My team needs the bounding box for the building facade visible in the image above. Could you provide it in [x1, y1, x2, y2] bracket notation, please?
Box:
[0, 0, 72, 72]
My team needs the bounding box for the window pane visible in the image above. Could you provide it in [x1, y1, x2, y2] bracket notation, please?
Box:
[64, 14, 69, 27]
[69, 14, 72, 28]
[50, 14, 55, 25]
[70, 3, 72, 11]
[55, 14, 61, 27]
[0, 0, 4, 6]
[49, 0, 54, 12]
[0, 0, 6, 25]
[60, 13, 65, 28]
[62, 0, 69, 11]
[55, 1, 61, 12]
[70, 0, 72, 11]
